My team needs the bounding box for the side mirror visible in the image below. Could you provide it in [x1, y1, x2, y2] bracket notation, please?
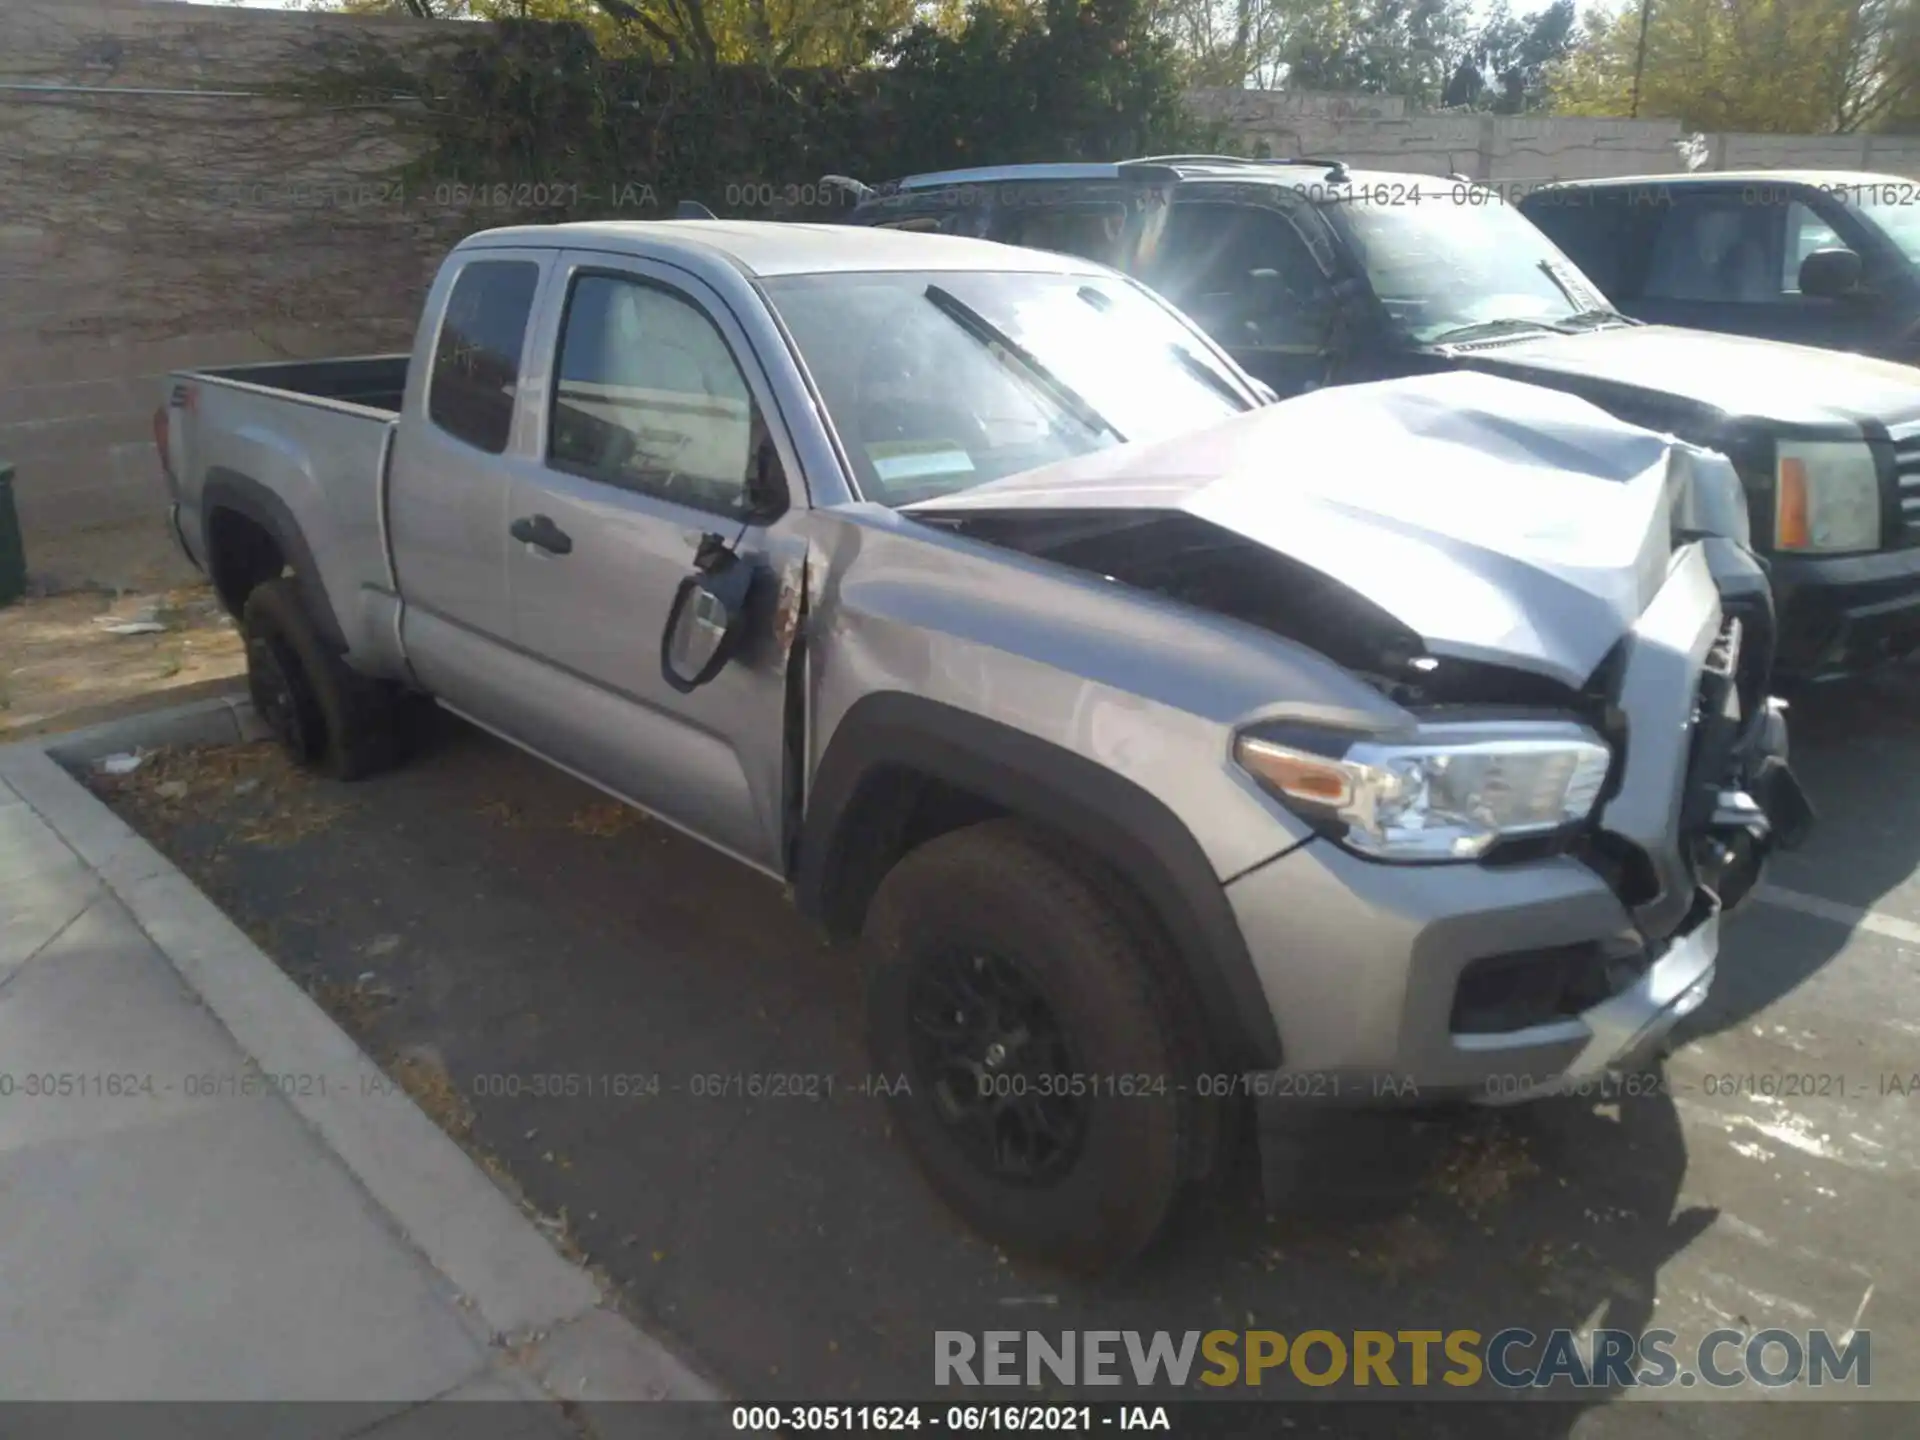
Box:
[660, 538, 756, 693]
[1799, 246, 1862, 299]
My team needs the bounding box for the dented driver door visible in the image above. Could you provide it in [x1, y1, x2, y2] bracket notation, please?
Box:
[502, 248, 809, 877]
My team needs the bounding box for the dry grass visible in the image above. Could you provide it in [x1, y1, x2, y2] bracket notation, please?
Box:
[566, 801, 644, 838]
[1429, 1124, 1542, 1219]
[389, 1046, 475, 1140]
[94, 740, 354, 846]
[312, 975, 400, 1033]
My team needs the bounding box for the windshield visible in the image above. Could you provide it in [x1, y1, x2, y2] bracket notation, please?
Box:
[759, 269, 1251, 506]
[1326, 188, 1613, 345]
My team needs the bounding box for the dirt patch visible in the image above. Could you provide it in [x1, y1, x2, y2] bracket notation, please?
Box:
[566, 801, 646, 838]
[1, 584, 245, 739]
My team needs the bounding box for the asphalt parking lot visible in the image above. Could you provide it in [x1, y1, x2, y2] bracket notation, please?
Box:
[93, 663, 1920, 1434]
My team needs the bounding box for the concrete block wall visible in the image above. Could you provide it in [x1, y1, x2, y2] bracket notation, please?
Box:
[0, 0, 455, 540]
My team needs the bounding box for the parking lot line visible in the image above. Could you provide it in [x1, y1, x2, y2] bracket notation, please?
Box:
[1756, 884, 1920, 947]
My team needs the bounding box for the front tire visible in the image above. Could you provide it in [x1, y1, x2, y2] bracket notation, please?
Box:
[243, 578, 398, 781]
[862, 820, 1208, 1273]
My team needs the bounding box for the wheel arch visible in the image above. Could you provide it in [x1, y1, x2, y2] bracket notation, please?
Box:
[797, 692, 1284, 1071]
[201, 467, 348, 652]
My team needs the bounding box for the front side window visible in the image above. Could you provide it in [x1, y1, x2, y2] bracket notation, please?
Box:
[1641, 192, 1782, 303]
[1783, 200, 1845, 292]
[548, 274, 756, 516]
[429, 259, 540, 454]
[1327, 188, 1614, 343]
[761, 268, 1252, 506]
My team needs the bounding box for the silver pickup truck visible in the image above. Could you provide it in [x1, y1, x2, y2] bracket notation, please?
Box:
[154, 220, 1810, 1273]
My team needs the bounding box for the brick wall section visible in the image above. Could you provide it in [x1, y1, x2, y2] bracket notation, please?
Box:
[0, 0, 462, 539]
[10, 4, 1920, 541]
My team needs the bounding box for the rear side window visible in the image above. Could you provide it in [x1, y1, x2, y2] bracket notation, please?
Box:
[996, 204, 1132, 267]
[1139, 201, 1339, 350]
[428, 259, 540, 454]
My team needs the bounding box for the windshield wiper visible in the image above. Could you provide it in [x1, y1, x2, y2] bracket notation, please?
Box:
[1425, 316, 1569, 345]
[924, 284, 1124, 442]
[1170, 343, 1253, 408]
[1558, 307, 1637, 330]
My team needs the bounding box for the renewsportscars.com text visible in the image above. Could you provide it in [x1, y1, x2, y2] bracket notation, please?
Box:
[935, 1328, 1870, 1391]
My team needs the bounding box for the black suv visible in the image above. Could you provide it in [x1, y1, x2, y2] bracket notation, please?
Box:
[1519, 171, 1920, 363]
[840, 156, 1920, 682]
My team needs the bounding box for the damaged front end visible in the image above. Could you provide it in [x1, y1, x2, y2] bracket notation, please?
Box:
[909, 374, 1815, 1087]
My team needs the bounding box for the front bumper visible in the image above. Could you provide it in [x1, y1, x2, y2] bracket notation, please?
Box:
[1225, 841, 1724, 1107]
[1771, 546, 1920, 681]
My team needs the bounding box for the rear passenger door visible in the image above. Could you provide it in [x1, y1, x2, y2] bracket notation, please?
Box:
[389, 249, 550, 722]
[1134, 199, 1346, 398]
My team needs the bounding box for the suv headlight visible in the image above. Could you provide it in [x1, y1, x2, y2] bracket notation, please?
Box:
[1775, 439, 1880, 553]
[1235, 721, 1613, 862]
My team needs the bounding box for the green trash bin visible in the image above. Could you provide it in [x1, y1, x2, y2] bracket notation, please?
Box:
[0, 462, 23, 607]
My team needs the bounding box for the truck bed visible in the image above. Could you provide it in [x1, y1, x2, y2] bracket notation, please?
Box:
[166, 355, 405, 671]
[188, 355, 409, 415]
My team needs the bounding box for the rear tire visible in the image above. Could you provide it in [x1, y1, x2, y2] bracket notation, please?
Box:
[243, 578, 398, 781]
[862, 819, 1211, 1273]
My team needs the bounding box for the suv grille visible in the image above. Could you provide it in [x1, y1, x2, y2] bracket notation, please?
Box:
[1889, 421, 1920, 542]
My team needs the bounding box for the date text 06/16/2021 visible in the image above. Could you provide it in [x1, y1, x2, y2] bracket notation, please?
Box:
[731, 1407, 1171, 1432]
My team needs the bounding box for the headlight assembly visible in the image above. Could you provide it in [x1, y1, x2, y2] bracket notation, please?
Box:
[1775, 439, 1880, 554]
[1235, 721, 1613, 862]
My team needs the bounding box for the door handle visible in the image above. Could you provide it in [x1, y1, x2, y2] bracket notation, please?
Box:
[510, 514, 573, 556]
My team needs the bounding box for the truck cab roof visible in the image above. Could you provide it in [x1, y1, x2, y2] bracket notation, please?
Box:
[458, 219, 1098, 278]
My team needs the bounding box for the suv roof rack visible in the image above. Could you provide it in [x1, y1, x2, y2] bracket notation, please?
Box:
[1129, 153, 1350, 170]
[1127, 154, 1265, 166]
[889, 162, 1185, 192]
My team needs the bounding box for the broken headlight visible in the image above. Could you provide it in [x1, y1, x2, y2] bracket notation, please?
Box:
[1236, 720, 1613, 862]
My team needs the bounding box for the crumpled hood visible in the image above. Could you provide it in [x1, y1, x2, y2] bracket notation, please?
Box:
[1465, 323, 1920, 427]
[905, 370, 1693, 687]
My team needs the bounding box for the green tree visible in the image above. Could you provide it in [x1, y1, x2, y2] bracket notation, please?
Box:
[1140, 0, 1292, 86]
[1277, 0, 1475, 108]
[878, 0, 1227, 171]
[1443, 0, 1575, 111]
[1552, 0, 1920, 133]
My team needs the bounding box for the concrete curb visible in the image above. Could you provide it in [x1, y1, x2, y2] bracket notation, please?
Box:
[0, 697, 723, 1406]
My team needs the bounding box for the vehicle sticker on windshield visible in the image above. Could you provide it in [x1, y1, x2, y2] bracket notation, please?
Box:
[867, 440, 976, 482]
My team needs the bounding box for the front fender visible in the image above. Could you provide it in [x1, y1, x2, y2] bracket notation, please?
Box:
[798, 691, 1286, 1071]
